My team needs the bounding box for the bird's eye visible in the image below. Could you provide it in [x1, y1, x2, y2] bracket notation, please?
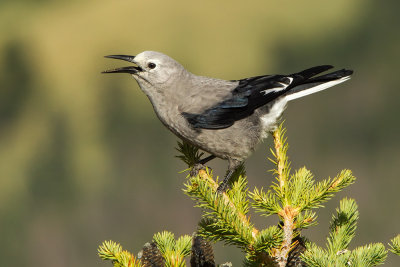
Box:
[148, 62, 156, 69]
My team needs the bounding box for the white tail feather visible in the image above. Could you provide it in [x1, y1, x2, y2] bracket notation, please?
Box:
[284, 76, 351, 101]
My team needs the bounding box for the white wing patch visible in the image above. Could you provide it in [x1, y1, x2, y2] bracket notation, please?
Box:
[260, 77, 293, 95]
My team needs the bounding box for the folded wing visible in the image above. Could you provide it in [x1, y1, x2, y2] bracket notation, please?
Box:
[182, 65, 352, 129]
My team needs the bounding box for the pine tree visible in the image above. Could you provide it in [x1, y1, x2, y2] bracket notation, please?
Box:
[98, 123, 399, 266]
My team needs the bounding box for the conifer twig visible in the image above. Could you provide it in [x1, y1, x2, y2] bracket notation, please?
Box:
[389, 235, 400, 256]
[98, 240, 142, 267]
[185, 166, 281, 265]
[271, 125, 295, 266]
[272, 127, 289, 192]
[275, 207, 297, 267]
[196, 168, 260, 243]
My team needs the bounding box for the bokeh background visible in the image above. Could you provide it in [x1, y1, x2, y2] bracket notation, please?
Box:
[1, 0, 399, 266]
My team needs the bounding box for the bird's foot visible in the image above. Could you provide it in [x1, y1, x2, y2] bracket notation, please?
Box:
[190, 163, 208, 177]
[216, 181, 231, 194]
[189, 155, 216, 177]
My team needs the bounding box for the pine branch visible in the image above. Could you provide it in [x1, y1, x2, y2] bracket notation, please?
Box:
[301, 198, 389, 267]
[176, 141, 204, 168]
[269, 125, 301, 266]
[389, 234, 400, 256]
[274, 207, 297, 267]
[327, 198, 359, 255]
[183, 161, 284, 265]
[252, 123, 356, 266]
[185, 170, 260, 250]
[250, 187, 281, 216]
[153, 231, 192, 267]
[351, 243, 387, 266]
[98, 240, 142, 267]
[271, 124, 291, 201]
[300, 242, 330, 267]
[98, 122, 399, 266]
[304, 170, 355, 211]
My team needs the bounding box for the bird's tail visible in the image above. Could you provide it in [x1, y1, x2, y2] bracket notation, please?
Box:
[285, 67, 353, 101]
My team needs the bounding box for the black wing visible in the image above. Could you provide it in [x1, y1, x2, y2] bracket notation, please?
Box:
[182, 65, 334, 129]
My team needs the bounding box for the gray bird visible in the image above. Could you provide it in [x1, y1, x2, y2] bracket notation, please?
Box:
[103, 51, 353, 192]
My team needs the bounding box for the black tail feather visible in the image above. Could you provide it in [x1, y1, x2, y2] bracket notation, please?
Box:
[307, 69, 354, 83]
[292, 65, 334, 80]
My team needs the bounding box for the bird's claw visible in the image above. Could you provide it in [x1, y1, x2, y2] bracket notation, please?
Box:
[190, 163, 208, 177]
[216, 181, 231, 194]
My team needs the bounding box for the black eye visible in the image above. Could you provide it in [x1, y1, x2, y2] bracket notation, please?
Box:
[148, 62, 156, 69]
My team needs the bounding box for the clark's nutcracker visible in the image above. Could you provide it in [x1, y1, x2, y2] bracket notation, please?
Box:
[103, 51, 353, 192]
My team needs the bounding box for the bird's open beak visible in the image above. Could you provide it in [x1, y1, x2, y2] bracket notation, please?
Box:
[102, 55, 143, 74]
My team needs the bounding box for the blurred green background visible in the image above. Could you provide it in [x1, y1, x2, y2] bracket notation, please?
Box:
[1, 0, 399, 266]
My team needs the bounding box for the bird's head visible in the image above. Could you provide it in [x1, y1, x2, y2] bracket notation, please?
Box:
[102, 51, 186, 89]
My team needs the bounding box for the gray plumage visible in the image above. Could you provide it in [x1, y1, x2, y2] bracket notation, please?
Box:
[103, 51, 353, 191]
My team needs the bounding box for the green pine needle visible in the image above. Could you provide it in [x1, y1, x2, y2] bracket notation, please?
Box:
[153, 231, 176, 256]
[185, 172, 257, 250]
[175, 235, 192, 257]
[305, 170, 356, 211]
[98, 240, 122, 261]
[175, 141, 204, 167]
[153, 231, 191, 267]
[249, 187, 281, 216]
[351, 243, 387, 266]
[270, 124, 291, 199]
[252, 226, 283, 254]
[286, 167, 315, 208]
[228, 172, 250, 215]
[389, 234, 400, 256]
[104, 121, 396, 266]
[295, 210, 317, 229]
[301, 198, 390, 267]
[327, 198, 359, 255]
[98, 240, 142, 267]
[301, 242, 331, 267]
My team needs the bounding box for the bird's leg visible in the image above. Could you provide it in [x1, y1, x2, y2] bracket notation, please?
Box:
[217, 159, 242, 193]
[190, 155, 216, 177]
[198, 154, 216, 165]
[216, 169, 235, 193]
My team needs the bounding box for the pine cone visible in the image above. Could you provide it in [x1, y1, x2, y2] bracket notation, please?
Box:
[287, 236, 307, 267]
[138, 242, 165, 267]
[190, 235, 215, 267]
